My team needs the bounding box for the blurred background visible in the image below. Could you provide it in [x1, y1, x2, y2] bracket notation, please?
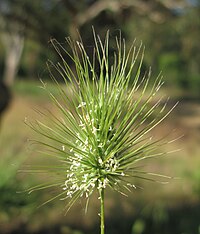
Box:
[0, 0, 200, 234]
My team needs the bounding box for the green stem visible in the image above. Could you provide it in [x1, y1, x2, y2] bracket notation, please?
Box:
[99, 188, 105, 234]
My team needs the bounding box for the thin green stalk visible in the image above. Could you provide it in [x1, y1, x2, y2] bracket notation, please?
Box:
[99, 188, 105, 234]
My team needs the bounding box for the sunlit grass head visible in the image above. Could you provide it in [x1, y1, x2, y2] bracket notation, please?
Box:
[26, 29, 177, 214]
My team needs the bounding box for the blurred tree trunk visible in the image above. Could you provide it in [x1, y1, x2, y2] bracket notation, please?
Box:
[0, 16, 24, 86]
[2, 31, 24, 86]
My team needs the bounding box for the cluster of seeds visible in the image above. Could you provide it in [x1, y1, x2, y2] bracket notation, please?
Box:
[62, 100, 124, 198]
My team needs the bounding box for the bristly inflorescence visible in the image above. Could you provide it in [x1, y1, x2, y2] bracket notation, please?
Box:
[25, 29, 177, 212]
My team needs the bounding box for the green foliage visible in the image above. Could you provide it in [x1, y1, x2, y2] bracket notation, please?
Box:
[186, 167, 200, 195]
[158, 52, 187, 88]
[124, 5, 200, 96]
[132, 219, 146, 234]
[0, 149, 37, 231]
[13, 80, 61, 99]
[0, 155, 23, 189]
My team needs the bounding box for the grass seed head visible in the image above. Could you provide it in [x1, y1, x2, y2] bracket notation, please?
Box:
[26, 29, 176, 212]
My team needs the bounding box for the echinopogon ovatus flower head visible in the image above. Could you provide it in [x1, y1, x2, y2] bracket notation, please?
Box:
[25, 29, 178, 213]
